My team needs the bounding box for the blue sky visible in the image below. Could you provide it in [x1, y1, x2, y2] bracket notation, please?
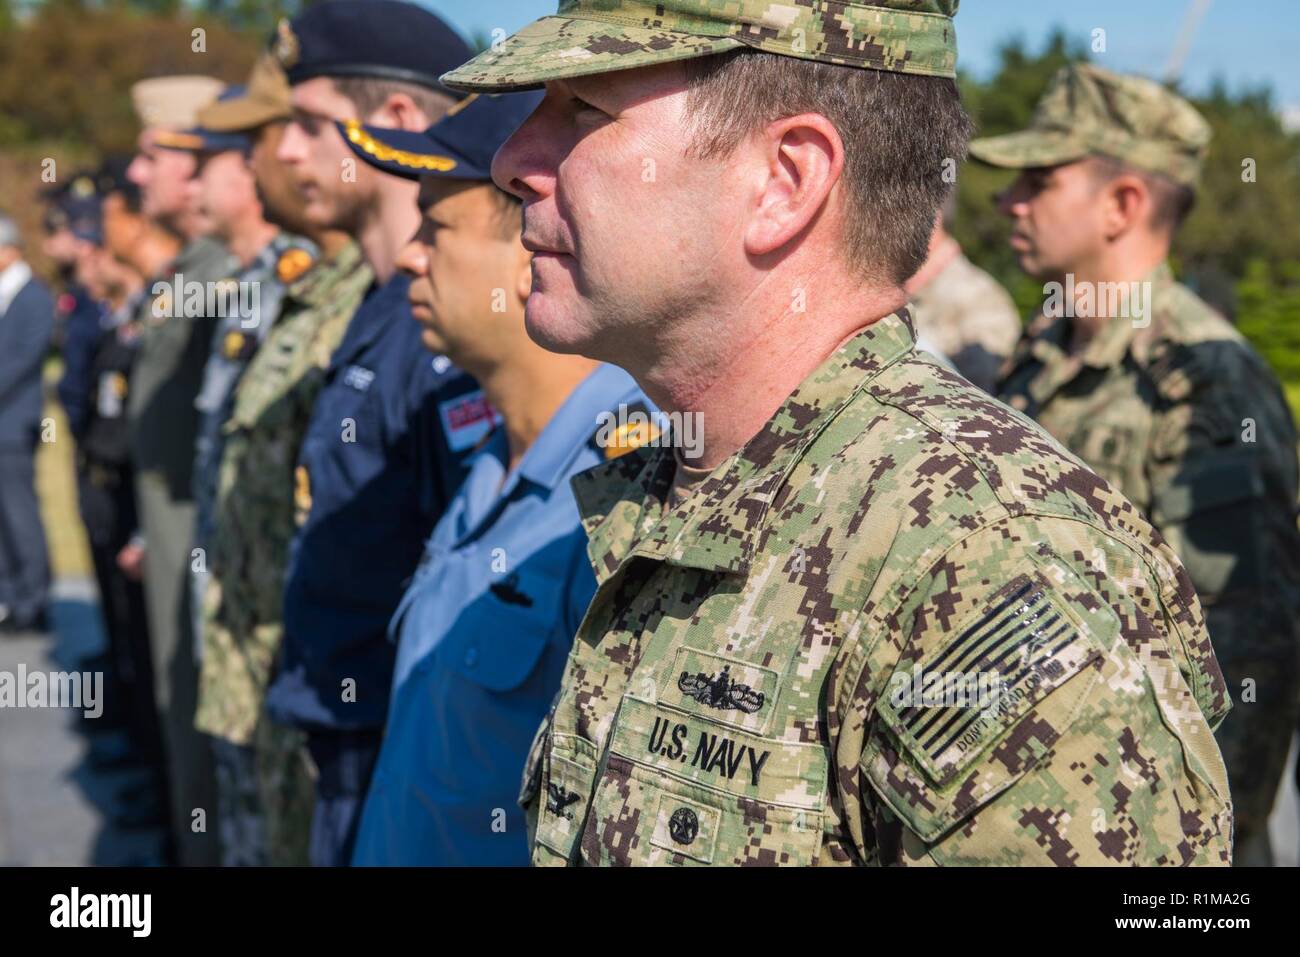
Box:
[416, 0, 1300, 112]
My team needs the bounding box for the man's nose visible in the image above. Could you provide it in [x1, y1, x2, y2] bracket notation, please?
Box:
[995, 176, 1030, 218]
[276, 123, 308, 164]
[395, 238, 427, 278]
[125, 155, 148, 186]
[491, 99, 554, 203]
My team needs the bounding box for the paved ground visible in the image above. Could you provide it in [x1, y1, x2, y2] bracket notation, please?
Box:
[0, 577, 168, 867]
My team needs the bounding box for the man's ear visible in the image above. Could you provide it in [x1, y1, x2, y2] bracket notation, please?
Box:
[1101, 173, 1150, 241]
[367, 91, 429, 132]
[744, 112, 844, 260]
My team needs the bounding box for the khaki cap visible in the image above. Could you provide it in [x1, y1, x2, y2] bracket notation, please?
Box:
[130, 75, 224, 130]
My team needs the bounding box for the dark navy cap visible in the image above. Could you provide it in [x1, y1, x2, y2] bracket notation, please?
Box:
[154, 86, 254, 154]
[271, 0, 471, 95]
[42, 171, 102, 240]
[338, 91, 543, 182]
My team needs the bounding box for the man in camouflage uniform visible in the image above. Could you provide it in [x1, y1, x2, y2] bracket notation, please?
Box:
[980, 64, 1300, 866]
[445, 0, 1233, 866]
[192, 57, 374, 866]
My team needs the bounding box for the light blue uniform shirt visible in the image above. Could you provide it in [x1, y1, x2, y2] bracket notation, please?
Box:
[351, 363, 649, 865]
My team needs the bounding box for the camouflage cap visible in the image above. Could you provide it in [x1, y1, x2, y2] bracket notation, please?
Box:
[969, 63, 1211, 188]
[442, 0, 959, 93]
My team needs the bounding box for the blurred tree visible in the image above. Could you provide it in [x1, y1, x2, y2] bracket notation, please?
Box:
[0, 3, 259, 153]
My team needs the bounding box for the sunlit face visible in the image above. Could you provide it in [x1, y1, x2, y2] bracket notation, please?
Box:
[490, 64, 737, 365]
[42, 227, 80, 267]
[100, 193, 141, 264]
[191, 150, 258, 240]
[249, 122, 312, 235]
[127, 130, 201, 225]
[996, 161, 1110, 280]
[396, 178, 529, 368]
[276, 77, 378, 232]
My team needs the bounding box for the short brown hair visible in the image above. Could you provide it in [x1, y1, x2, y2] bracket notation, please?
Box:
[331, 77, 456, 124]
[1086, 155, 1196, 234]
[683, 50, 972, 286]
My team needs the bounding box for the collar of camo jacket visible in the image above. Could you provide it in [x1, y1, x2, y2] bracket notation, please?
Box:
[1027, 261, 1177, 378]
[572, 308, 921, 583]
[441, 0, 960, 93]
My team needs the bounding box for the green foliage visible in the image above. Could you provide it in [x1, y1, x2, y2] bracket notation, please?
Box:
[953, 30, 1300, 416]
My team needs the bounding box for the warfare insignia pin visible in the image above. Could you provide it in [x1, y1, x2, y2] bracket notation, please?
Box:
[545, 782, 580, 819]
[668, 807, 698, 846]
[677, 666, 765, 714]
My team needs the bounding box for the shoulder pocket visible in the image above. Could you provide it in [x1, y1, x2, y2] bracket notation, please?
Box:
[865, 567, 1107, 842]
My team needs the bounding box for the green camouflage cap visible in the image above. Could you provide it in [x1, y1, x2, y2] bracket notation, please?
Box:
[969, 63, 1211, 188]
[442, 0, 959, 93]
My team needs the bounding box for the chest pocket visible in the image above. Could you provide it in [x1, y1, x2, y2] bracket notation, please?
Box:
[440, 568, 565, 693]
[579, 696, 827, 866]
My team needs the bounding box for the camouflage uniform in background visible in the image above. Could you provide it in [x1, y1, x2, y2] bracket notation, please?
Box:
[980, 65, 1300, 864]
[192, 232, 316, 867]
[197, 240, 372, 865]
[998, 269, 1300, 861]
[909, 239, 1021, 393]
[447, 1, 1234, 866]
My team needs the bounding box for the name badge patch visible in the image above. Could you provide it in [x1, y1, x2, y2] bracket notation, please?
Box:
[439, 390, 497, 452]
[342, 365, 375, 392]
[610, 697, 825, 810]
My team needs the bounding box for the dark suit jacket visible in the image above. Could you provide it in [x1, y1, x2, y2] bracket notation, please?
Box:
[0, 274, 55, 449]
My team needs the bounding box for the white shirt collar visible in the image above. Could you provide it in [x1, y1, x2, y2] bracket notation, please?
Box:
[0, 259, 33, 316]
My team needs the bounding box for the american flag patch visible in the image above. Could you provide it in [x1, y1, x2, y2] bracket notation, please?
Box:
[881, 574, 1102, 785]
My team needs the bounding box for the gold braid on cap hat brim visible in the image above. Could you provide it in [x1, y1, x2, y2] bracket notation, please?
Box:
[343, 121, 457, 173]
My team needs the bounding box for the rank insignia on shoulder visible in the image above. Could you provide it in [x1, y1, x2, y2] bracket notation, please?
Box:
[276, 247, 315, 284]
[223, 330, 246, 360]
[545, 782, 580, 819]
[677, 666, 765, 715]
[293, 465, 312, 527]
[593, 401, 661, 460]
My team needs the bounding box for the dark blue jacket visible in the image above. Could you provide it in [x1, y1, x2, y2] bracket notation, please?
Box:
[267, 273, 486, 733]
[56, 284, 105, 442]
[0, 273, 55, 449]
